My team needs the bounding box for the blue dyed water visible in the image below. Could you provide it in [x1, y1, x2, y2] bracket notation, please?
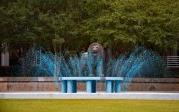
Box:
[20, 47, 166, 90]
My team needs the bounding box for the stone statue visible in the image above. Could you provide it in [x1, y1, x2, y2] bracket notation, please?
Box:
[87, 43, 104, 77]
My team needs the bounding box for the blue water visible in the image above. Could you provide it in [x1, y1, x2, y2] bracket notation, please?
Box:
[20, 47, 166, 90]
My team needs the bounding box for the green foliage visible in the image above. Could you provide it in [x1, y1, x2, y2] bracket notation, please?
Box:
[0, 0, 178, 51]
[81, 0, 179, 49]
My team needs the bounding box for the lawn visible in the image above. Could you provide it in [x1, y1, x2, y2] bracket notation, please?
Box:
[0, 99, 179, 112]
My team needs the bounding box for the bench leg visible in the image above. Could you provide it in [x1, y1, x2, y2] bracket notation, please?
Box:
[72, 80, 77, 93]
[67, 80, 77, 93]
[106, 80, 114, 93]
[86, 80, 96, 93]
[115, 80, 121, 93]
[61, 80, 67, 93]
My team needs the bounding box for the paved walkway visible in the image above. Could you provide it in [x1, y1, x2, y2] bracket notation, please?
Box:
[0, 92, 179, 100]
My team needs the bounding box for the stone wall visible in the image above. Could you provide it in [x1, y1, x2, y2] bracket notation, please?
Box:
[0, 77, 179, 92]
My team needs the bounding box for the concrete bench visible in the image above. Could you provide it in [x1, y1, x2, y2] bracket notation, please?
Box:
[59, 77, 123, 93]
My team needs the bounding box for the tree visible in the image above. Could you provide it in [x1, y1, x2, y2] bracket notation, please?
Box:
[79, 0, 179, 51]
[0, 0, 178, 53]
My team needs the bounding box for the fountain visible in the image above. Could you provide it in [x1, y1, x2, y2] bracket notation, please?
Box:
[20, 43, 166, 93]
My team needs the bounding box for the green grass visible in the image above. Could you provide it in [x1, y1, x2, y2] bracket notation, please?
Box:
[0, 100, 179, 112]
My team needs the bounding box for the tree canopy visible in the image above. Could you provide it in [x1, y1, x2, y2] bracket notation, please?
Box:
[0, 0, 179, 52]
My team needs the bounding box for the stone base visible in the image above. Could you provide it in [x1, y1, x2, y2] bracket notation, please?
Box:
[0, 77, 179, 92]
